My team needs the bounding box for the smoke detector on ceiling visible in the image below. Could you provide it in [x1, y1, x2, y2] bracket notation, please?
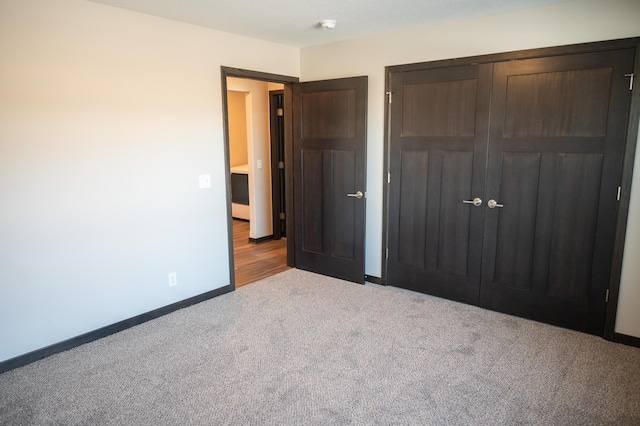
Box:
[320, 19, 337, 30]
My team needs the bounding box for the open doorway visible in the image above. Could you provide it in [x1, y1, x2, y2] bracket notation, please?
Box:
[222, 68, 298, 288]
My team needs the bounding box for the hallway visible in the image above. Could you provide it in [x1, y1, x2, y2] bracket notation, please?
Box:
[233, 220, 289, 287]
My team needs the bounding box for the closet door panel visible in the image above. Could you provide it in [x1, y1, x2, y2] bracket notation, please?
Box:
[481, 48, 634, 334]
[547, 153, 603, 300]
[493, 152, 541, 290]
[438, 150, 475, 277]
[387, 64, 492, 304]
[397, 150, 429, 268]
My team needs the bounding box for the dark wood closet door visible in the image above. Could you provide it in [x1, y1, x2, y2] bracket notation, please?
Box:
[386, 64, 492, 304]
[480, 49, 634, 334]
[293, 77, 367, 284]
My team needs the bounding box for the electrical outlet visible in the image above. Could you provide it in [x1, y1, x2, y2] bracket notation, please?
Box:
[168, 272, 177, 287]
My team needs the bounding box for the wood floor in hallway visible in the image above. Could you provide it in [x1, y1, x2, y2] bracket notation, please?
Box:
[233, 219, 289, 288]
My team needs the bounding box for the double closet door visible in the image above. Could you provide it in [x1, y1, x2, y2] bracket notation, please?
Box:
[386, 47, 634, 335]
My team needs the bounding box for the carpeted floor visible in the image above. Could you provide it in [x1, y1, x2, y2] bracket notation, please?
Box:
[1, 269, 639, 425]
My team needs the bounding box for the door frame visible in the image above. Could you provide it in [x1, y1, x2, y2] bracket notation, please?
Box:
[381, 37, 640, 340]
[269, 90, 286, 240]
[221, 67, 298, 288]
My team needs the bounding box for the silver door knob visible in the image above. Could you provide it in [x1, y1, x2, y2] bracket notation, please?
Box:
[462, 197, 482, 207]
[487, 199, 503, 209]
[347, 191, 364, 199]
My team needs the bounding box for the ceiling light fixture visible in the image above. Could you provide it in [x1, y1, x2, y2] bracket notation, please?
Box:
[320, 19, 337, 30]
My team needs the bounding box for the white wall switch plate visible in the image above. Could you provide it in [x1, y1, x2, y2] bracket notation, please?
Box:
[199, 174, 211, 188]
[257, 159, 263, 169]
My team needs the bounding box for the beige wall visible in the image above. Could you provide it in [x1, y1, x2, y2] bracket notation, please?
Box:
[227, 91, 249, 168]
[301, 0, 640, 336]
[0, 0, 299, 362]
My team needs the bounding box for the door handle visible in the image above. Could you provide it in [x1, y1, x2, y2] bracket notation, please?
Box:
[487, 199, 504, 209]
[347, 191, 364, 199]
[462, 197, 482, 207]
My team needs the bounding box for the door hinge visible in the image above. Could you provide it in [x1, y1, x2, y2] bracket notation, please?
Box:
[387, 172, 391, 184]
[277, 107, 284, 116]
[279, 212, 285, 220]
[625, 73, 634, 91]
[386, 248, 389, 259]
[617, 186, 622, 201]
[386, 91, 392, 104]
[605, 288, 610, 302]
[278, 161, 285, 170]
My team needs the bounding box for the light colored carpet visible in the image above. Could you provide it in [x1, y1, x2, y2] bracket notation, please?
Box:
[1, 269, 639, 425]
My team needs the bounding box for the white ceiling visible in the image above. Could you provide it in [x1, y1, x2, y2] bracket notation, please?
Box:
[87, 0, 569, 48]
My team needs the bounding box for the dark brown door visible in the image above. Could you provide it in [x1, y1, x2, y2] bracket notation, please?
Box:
[293, 77, 367, 283]
[386, 64, 493, 304]
[480, 49, 634, 334]
[387, 47, 634, 334]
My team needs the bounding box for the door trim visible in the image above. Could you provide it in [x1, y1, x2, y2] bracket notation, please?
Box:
[382, 37, 640, 338]
[220, 67, 299, 288]
[269, 90, 285, 240]
[605, 43, 640, 340]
